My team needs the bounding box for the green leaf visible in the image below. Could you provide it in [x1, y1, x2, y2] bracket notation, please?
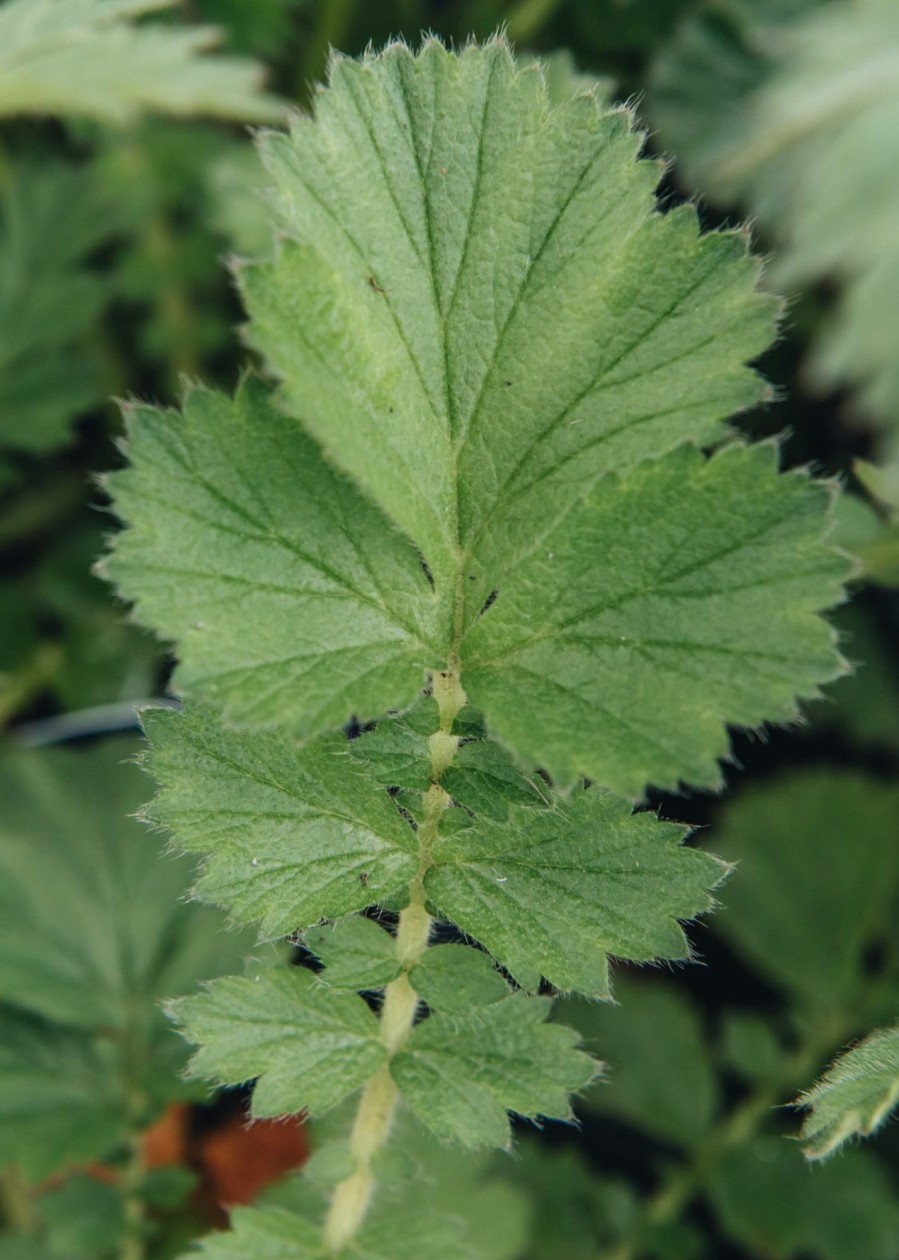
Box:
[442, 738, 548, 819]
[0, 740, 248, 1032]
[708, 1137, 899, 1260]
[652, 0, 899, 428]
[186, 1205, 323, 1258]
[171, 969, 387, 1117]
[245, 39, 775, 595]
[391, 995, 598, 1147]
[351, 701, 547, 817]
[798, 1023, 899, 1158]
[306, 917, 402, 992]
[142, 704, 420, 936]
[0, 0, 285, 123]
[559, 978, 719, 1145]
[348, 701, 436, 792]
[0, 162, 114, 454]
[462, 442, 848, 794]
[105, 381, 439, 736]
[425, 787, 725, 996]
[0, 1008, 126, 1182]
[710, 771, 899, 1015]
[411, 944, 510, 1015]
[108, 40, 848, 800]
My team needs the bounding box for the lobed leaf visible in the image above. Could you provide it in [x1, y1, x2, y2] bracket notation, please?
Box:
[798, 1023, 899, 1159]
[142, 703, 419, 937]
[106, 39, 849, 799]
[106, 382, 438, 737]
[244, 38, 776, 602]
[411, 944, 510, 1016]
[0, 0, 285, 123]
[305, 917, 402, 992]
[425, 788, 726, 996]
[170, 970, 386, 1117]
[391, 995, 598, 1148]
[462, 442, 848, 794]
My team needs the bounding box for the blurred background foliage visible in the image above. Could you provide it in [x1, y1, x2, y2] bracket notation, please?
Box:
[0, 1, 898, 1258]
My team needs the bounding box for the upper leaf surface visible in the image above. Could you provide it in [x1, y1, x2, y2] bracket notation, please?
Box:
[798, 1023, 899, 1159]
[244, 37, 775, 596]
[106, 381, 438, 734]
[142, 704, 419, 936]
[0, 0, 285, 123]
[391, 995, 597, 1148]
[462, 443, 848, 793]
[171, 969, 386, 1117]
[425, 787, 723, 996]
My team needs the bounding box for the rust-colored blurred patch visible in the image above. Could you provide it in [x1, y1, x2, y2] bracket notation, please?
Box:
[141, 1101, 309, 1222]
[200, 1115, 308, 1208]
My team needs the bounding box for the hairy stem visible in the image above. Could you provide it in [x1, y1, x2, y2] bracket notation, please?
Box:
[323, 668, 466, 1253]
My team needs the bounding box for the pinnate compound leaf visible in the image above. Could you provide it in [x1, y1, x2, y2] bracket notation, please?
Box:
[106, 381, 438, 737]
[244, 38, 776, 600]
[710, 772, 899, 1015]
[798, 1023, 899, 1159]
[107, 40, 848, 799]
[462, 442, 848, 795]
[170, 970, 386, 1117]
[391, 995, 597, 1148]
[425, 788, 725, 996]
[305, 917, 402, 992]
[0, 0, 285, 123]
[142, 703, 419, 936]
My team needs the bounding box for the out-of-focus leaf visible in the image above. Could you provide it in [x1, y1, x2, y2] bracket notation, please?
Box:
[0, 740, 249, 1033]
[560, 977, 718, 1145]
[652, 0, 899, 429]
[0, 162, 117, 454]
[0, 1008, 126, 1182]
[708, 1137, 899, 1260]
[0, 0, 285, 123]
[37, 1175, 125, 1260]
[710, 772, 899, 1018]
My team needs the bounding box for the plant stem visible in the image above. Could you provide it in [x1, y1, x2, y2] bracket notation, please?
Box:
[322, 668, 466, 1253]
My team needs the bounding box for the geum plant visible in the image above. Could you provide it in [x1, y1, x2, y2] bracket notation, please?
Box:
[101, 36, 850, 1257]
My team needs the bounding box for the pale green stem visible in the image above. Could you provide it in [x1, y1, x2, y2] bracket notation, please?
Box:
[322, 669, 466, 1254]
